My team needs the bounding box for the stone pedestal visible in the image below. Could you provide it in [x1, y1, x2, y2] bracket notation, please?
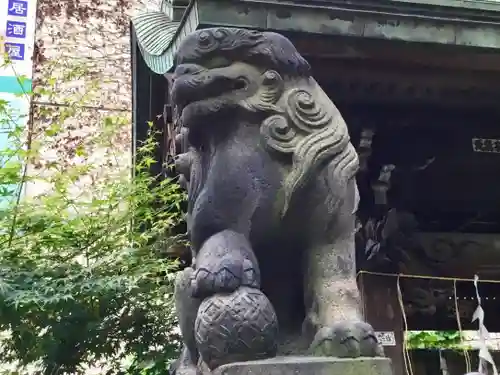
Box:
[212, 356, 393, 375]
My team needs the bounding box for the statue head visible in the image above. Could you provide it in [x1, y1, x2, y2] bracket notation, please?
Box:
[171, 28, 310, 139]
[171, 28, 358, 238]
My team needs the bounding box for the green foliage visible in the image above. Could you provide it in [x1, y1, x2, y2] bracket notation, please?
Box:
[0, 54, 184, 374]
[406, 330, 469, 350]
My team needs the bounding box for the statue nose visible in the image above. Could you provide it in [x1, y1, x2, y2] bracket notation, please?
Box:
[174, 63, 204, 78]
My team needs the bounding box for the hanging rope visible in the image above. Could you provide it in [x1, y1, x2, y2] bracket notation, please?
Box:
[453, 279, 472, 373]
[357, 270, 500, 284]
[396, 275, 414, 375]
[357, 270, 500, 375]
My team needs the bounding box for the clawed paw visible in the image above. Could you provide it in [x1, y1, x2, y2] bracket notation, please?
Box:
[191, 257, 259, 298]
[190, 230, 261, 299]
[310, 321, 384, 358]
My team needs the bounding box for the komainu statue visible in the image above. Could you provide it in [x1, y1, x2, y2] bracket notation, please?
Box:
[170, 27, 384, 374]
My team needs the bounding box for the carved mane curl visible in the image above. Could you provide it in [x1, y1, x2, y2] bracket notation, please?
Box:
[174, 28, 359, 217]
[175, 28, 311, 77]
[263, 87, 359, 216]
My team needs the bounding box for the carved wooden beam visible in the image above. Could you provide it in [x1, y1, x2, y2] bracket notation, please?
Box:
[311, 59, 500, 106]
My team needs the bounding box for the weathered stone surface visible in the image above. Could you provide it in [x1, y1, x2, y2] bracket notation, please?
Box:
[168, 27, 383, 374]
[212, 356, 393, 375]
[195, 287, 279, 370]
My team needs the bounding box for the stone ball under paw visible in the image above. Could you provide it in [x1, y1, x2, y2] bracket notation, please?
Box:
[194, 286, 279, 370]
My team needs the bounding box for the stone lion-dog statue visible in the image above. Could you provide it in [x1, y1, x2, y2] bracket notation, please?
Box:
[170, 27, 384, 374]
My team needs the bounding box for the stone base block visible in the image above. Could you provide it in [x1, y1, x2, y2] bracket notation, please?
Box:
[212, 356, 393, 375]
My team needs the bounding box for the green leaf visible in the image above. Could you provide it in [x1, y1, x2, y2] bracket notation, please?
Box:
[75, 144, 87, 157]
[0, 55, 186, 373]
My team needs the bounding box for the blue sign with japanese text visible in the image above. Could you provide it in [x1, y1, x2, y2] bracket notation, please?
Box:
[7, 0, 28, 17]
[6, 21, 27, 38]
[4, 43, 25, 60]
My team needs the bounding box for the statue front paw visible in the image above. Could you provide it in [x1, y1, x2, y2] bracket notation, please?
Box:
[191, 256, 259, 298]
[310, 321, 384, 358]
[191, 230, 260, 299]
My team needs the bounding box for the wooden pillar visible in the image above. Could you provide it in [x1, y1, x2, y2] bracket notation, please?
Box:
[359, 273, 405, 375]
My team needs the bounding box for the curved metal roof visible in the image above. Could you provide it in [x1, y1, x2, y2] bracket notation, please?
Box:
[131, 10, 180, 75]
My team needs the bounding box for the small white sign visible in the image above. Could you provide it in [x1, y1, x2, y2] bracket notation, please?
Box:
[375, 331, 396, 346]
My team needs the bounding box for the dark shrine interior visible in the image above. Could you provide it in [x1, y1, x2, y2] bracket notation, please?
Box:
[302, 36, 500, 331]
[332, 89, 500, 235]
[132, 29, 500, 332]
[306, 54, 500, 236]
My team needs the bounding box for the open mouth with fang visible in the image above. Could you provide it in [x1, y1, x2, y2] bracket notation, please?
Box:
[172, 71, 250, 119]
